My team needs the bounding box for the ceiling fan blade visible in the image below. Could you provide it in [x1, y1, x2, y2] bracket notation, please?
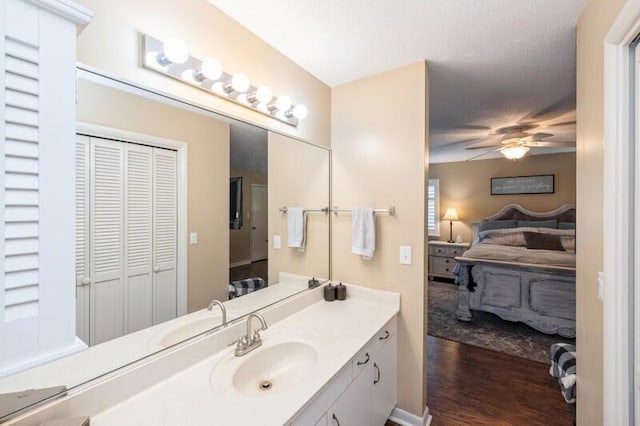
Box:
[450, 124, 491, 131]
[466, 149, 500, 161]
[431, 138, 482, 151]
[532, 132, 554, 140]
[465, 144, 502, 150]
[526, 141, 576, 148]
[548, 121, 577, 128]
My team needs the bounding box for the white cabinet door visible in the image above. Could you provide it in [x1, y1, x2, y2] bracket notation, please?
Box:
[124, 144, 153, 333]
[328, 364, 371, 426]
[152, 148, 178, 325]
[75, 135, 90, 345]
[90, 138, 124, 345]
[371, 335, 398, 425]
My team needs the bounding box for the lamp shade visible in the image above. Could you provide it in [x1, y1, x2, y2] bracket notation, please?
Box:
[442, 207, 459, 221]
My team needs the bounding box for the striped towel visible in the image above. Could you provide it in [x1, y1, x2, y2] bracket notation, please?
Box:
[228, 277, 267, 300]
[549, 343, 576, 404]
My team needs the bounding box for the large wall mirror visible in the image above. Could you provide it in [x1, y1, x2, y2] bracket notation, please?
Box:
[0, 71, 330, 421]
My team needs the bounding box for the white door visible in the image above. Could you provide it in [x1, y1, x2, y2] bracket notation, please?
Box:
[89, 138, 124, 346]
[328, 364, 371, 426]
[371, 335, 398, 425]
[152, 148, 178, 325]
[75, 135, 90, 345]
[124, 144, 154, 333]
[251, 184, 268, 262]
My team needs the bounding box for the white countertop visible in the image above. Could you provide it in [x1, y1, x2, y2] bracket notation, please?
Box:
[90, 286, 399, 425]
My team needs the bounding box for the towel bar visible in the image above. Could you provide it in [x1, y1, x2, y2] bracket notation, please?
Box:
[331, 206, 396, 216]
[279, 207, 330, 214]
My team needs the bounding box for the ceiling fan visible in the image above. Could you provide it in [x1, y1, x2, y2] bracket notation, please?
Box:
[464, 125, 576, 160]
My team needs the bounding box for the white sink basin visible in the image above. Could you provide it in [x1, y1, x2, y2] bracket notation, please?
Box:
[211, 340, 318, 396]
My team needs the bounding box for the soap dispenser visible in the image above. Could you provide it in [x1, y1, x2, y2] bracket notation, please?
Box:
[336, 282, 347, 300]
[323, 282, 336, 302]
[308, 277, 320, 289]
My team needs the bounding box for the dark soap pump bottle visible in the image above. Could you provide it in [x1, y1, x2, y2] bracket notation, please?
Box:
[336, 282, 347, 301]
[324, 282, 336, 302]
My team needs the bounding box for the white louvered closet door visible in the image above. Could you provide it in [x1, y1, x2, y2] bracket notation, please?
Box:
[124, 144, 153, 334]
[75, 135, 90, 344]
[90, 138, 124, 346]
[152, 148, 178, 325]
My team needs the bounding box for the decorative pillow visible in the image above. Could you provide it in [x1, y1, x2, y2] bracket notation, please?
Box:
[478, 220, 517, 232]
[523, 231, 565, 251]
[517, 220, 558, 229]
[558, 222, 576, 230]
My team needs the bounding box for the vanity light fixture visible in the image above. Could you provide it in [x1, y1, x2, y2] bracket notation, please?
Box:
[141, 34, 307, 126]
[501, 145, 530, 160]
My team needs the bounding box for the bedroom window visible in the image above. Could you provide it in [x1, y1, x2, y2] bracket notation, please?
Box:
[428, 178, 440, 237]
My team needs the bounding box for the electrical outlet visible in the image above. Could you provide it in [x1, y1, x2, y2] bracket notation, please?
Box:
[400, 246, 412, 265]
[273, 235, 281, 249]
[189, 232, 198, 245]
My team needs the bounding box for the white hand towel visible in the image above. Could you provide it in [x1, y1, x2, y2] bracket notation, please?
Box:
[352, 208, 376, 259]
[287, 207, 307, 251]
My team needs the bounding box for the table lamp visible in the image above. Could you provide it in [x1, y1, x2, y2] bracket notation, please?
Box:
[442, 207, 459, 243]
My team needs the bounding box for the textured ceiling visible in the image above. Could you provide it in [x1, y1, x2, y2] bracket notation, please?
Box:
[209, 0, 585, 162]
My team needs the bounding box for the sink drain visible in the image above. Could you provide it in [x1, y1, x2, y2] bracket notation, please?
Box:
[258, 380, 273, 391]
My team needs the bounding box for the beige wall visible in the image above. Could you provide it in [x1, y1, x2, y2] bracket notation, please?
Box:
[74, 0, 331, 148]
[430, 152, 576, 242]
[576, 0, 626, 424]
[268, 133, 330, 283]
[331, 62, 428, 416]
[77, 79, 230, 313]
[229, 169, 268, 265]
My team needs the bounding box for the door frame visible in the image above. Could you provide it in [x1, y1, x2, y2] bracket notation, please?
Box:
[77, 122, 189, 317]
[250, 183, 268, 262]
[604, 1, 640, 423]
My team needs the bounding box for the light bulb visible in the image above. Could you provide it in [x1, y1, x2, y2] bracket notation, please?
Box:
[231, 73, 250, 93]
[255, 86, 273, 104]
[291, 104, 308, 120]
[501, 146, 530, 160]
[195, 58, 223, 81]
[274, 95, 292, 112]
[160, 39, 189, 65]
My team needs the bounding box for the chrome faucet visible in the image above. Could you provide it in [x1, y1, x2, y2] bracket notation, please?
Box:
[230, 313, 268, 356]
[207, 299, 227, 327]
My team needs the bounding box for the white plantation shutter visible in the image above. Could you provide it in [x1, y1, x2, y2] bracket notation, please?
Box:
[124, 143, 153, 333]
[427, 179, 440, 237]
[152, 148, 178, 325]
[75, 135, 90, 344]
[90, 138, 124, 345]
[3, 30, 41, 322]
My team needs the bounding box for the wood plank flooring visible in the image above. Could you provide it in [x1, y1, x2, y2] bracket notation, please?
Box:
[425, 335, 573, 425]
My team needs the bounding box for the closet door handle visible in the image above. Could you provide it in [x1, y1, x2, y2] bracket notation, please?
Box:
[81, 277, 91, 286]
[153, 265, 160, 273]
[332, 413, 340, 426]
[374, 362, 381, 384]
[357, 352, 370, 365]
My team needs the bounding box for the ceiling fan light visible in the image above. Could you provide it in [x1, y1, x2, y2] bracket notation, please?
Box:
[501, 145, 530, 160]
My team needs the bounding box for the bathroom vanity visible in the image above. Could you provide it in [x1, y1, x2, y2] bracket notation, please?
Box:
[6, 284, 399, 425]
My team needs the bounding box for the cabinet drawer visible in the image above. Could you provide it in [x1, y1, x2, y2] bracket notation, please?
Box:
[352, 317, 397, 378]
[429, 244, 465, 257]
[431, 256, 455, 276]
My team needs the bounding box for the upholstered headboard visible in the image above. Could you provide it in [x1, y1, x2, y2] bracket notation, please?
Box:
[471, 204, 576, 241]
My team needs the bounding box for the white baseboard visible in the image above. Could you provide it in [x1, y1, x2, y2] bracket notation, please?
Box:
[229, 259, 251, 268]
[389, 405, 432, 426]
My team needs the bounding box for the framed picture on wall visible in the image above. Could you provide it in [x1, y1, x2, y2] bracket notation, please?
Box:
[491, 175, 554, 195]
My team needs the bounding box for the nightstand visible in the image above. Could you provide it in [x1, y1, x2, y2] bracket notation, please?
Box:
[428, 241, 470, 281]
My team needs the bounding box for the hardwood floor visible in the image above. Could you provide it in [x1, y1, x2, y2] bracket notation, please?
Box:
[426, 335, 573, 425]
[229, 259, 268, 283]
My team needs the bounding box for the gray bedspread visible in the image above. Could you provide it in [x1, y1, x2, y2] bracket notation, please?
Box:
[460, 243, 576, 268]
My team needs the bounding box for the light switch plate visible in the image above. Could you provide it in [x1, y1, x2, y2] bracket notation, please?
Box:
[189, 232, 198, 245]
[400, 246, 412, 265]
[273, 235, 281, 249]
[597, 271, 604, 301]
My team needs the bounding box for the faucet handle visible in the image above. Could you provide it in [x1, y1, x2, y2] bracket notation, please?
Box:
[228, 335, 249, 348]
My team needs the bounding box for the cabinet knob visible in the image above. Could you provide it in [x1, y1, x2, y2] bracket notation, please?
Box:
[81, 277, 91, 286]
[357, 352, 370, 365]
[154, 265, 160, 273]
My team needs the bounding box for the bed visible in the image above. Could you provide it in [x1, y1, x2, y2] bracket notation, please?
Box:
[454, 204, 576, 338]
